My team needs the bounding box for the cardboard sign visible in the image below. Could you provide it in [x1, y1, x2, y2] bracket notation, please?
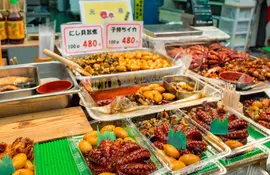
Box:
[61, 24, 104, 55]
[80, 0, 133, 24]
[105, 22, 143, 49]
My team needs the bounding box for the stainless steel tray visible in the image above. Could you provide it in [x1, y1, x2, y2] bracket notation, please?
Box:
[0, 62, 80, 103]
[65, 48, 183, 81]
[144, 24, 203, 38]
[0, 66, 40, 100]
[188, 70, 270, 95]
[163, 75, 204, 100]
[79, 75, 221, 121]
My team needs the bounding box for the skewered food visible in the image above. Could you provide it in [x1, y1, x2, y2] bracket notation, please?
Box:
[244, 99, 270, 128]
[72, 51, 172, 75]
[188, 102, 249, 149]
[78, 126, 157, 175]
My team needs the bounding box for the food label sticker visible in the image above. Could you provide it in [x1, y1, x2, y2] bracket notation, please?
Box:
[97, 126, 116, 146]
[167, 127, 186, 150]
[210, 115, 228, 135]
[61, 24, 104, 55]
[79, 0, 133, 24]
[105, 21, 143, 49]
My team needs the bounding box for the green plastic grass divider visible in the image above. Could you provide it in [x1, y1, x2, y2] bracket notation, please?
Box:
[35, 139, 80, 175]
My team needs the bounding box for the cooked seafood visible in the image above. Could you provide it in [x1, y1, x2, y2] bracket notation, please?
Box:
[130, 84, 176, 105]
[172, 82, 194, 92]
[72, 51, 172, 75]
[244, 99, 270, 128]
[0, 76, 31, 86]
[0, 85, 20, 92]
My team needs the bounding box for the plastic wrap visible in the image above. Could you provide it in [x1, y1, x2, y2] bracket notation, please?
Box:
[128, 109, 230, 175]
[179, 101, 270, 158]
[67, 119, 168, 175]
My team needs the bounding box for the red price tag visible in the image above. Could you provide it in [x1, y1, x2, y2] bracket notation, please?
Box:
[82, 40, 98, 48]
[61, 24, 104, 55]
[105, 22, 143, 49]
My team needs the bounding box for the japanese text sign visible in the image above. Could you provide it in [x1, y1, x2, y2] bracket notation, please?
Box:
[80, 0, 133, 24]
[106, 22, 143, 49]
[61, 24, 104, 54]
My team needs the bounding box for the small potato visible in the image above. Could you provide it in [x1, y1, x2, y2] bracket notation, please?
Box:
[225, 140, 243, 149]
[24, 160, 34, 171]
[171, 160, 186, 171]
[101, 125, 116, 133]
[79, 140, 92, 154]
[116, 65, 127, 72]
[153, 86, 166, 93]
[99, 173, 116, 175]
[162, 93, 176, 101]
[85, 136, 98, 146]
[164, 144, 180, 159]
[123, 137, 136, 142]
[12, 169, 34, 175]
[114, 127, 129, 138]
[83, 131, 97, 140]
[179, 154, 200, 165]
[12, 153, 27, 170]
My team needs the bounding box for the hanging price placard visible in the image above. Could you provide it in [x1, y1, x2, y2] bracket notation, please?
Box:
[105, 22, 143, 49]
[61, 24, 104, 55]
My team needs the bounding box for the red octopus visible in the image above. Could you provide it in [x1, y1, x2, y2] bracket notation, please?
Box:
[189, 102, 249, 144]
[86, 140, 156, 175]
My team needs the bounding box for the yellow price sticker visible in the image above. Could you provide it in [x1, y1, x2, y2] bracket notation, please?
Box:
[80, 0, 133, 24]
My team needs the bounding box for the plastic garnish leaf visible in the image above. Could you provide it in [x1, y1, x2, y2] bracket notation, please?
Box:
[167, 125, 186, 150]
[210, 114, 228, 135]
[97, 126, 116, 146]
[0, 155, 15, 175]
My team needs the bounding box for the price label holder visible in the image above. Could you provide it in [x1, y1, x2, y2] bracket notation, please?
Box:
[61, 24, 104, 55]
[105, 21, 143, 49]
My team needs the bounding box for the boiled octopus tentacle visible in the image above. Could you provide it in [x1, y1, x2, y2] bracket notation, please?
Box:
[193, 117, 210, 130]
[258, 114, 270, 122]
[226, 129, 248, 139]
[196, 109, 212, 125]
[183, 127, 203, 141]
[89, 162, 113, 175]
[228, 119, 248, 130]
[228, 114, 238, 122]
[88, 149, 108, 166]
[100, 140, 113, 158]
[153, 141, 164, 150]
[173, 124, 185, 132]
[117, 148, 150, 165]
[186, 140, 207, 154]
[121, 141, 140, 154]
[154, 122, 169, 142]
[117, 163, 156, 175]
[258, 120, 270, 129]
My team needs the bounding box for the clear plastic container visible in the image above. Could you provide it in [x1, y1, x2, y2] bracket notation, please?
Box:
[79, 74, 221, 121]
[180, 101, 270, 158]
[67, 119, 168, 175]
[128, 109, 230, 175]
[221, 6, 253, 20]
[219, 18, 249, 35]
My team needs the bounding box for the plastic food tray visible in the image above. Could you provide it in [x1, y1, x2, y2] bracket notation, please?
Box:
[67, 119, 168, 175]
[128, 109, 230, 175]
[79, 75, 222, 121]
[65, 48, 184, 82]
[180, 102, 270, 158]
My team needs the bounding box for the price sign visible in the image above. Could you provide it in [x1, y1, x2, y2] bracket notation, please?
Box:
[105, 22, 143, 49]
[61, 24, 104, 55]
